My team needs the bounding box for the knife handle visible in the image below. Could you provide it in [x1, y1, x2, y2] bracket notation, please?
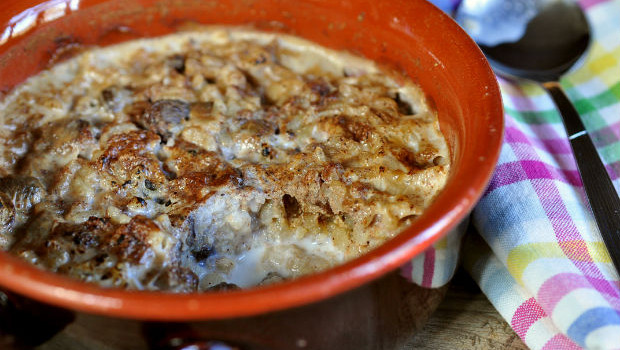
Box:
[543, 81, 620, 276]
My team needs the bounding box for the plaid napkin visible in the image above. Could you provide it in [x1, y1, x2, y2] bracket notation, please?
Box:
[403, 0, 620, 348]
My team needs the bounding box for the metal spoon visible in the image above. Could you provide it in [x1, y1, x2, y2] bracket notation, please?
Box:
[456, 0, 620, 273]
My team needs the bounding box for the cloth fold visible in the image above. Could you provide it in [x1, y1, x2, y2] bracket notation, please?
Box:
[402, 0, 620, 348]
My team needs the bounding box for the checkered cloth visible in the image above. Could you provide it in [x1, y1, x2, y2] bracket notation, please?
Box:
[402, 0, 620, 348]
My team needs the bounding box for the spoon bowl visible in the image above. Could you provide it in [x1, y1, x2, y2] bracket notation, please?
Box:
[475, 0, 590, 82]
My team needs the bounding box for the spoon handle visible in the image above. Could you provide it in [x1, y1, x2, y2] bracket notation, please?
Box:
[543, 81, 620, 274]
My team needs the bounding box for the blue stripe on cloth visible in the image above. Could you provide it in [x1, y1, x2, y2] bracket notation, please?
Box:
[475, 180, 547, 250]
[466, 236, 519, 309]
[566, 307, 620, 347]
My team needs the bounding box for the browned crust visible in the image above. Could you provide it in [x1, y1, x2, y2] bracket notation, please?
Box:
[0, 31, 449, 291]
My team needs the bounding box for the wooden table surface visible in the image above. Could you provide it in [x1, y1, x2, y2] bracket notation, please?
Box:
[408, 268, 527, 350]
[1, 267, 528, 350]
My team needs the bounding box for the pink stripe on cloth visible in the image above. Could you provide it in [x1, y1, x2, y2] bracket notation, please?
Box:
[502, 85, 547, 111]
[485, 161, 525, 193]
[524, 167, 581, 242]
[521, 157, 620, 306]
[504, 122, 620, 180]
[487, 158, 620, 194]
[487, 160, 583, 193]
[506, 108, 619, 154]
[590, 120, 620, 147]
[538, 273, 620, 313]
[505, 125, 572, 155]
[557, 239, 591, 258]
[506, 118, 561, 142]
[422, 247, 435, 287]
[608, 160, 620, 181]
[529, 123, 565, 141]
[541, 334, 581, 350]
[580, 0, 613, 10]
[511, 298, 547, 339]
[506, 124, 565, 162]
[504, 123, 620, 313]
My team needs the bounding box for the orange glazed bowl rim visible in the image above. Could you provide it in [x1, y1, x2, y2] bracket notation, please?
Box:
[0, 0, 503, 320]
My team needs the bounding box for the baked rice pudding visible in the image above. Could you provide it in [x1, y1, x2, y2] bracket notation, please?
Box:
[0, 28, 450, 292]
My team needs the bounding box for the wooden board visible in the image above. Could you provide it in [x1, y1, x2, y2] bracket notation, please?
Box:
[408, 268, 527, 349]
[1, 268, 526, 349]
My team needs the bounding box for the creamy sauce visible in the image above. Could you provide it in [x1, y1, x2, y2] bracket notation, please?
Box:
[0, 28, 449, 291]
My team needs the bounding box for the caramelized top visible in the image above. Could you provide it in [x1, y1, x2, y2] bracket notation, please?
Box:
[0, 28, 449, 291]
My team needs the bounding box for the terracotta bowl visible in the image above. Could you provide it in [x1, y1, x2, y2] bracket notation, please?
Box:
[0, 0, 502, 323]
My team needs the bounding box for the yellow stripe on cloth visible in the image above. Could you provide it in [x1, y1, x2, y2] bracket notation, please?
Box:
[507, 241, 612, 283]
[569, 43, 620, 86]
[434, 236, 448, 250]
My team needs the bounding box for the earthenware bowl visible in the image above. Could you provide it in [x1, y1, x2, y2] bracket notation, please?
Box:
[0, 0, 502, 348]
